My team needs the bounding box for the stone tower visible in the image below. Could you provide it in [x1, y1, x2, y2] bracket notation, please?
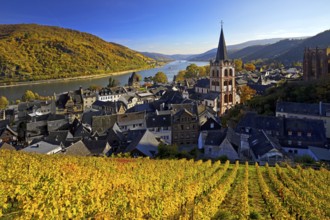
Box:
[303, 47, 330, 81]
[209, 24, 236, 115]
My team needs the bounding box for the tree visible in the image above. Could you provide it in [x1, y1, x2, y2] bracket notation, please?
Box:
[108, 77, 119, 88]
[136, 73, 142, 82]
[22, 90, 36, 102]
[185, 64, 199, 78]
[89, 84, 102, 91]
[0, 96, 9, 109]
[234, 59, 243, 72]
[175, 70, 186, 82]
[244, 63, 256, 71]
[240, 85, 256, 104]
[198, 66, 208, 77]
[153, 71, 168, 84]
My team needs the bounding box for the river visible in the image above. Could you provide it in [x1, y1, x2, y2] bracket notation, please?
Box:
[0, 61, 208, 101]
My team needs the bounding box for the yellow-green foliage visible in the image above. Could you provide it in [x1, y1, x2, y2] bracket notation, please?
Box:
[0, 24, 154, 83]
[0, 150, 329, 219]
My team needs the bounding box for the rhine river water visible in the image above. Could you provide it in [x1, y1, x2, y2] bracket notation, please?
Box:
[0, 61, 208, 101]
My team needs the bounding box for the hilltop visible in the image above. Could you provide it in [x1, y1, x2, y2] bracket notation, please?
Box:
[189, 30, 330, 64]
[0, 24, 154, 83]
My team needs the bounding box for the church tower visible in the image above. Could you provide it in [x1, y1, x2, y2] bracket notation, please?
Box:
[209, 23, 236, 115]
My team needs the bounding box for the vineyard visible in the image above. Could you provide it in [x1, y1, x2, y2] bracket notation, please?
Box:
[0, 150, 329, 219]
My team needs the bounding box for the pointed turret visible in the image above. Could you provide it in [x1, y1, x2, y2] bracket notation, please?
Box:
[215, 25, 228, 62]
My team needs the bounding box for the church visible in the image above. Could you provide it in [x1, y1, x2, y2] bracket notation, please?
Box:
[303, 47, 330, 81]
[193, 24, 239, 115]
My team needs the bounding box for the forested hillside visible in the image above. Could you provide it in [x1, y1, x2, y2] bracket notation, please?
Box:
[0, 24, 154, 83]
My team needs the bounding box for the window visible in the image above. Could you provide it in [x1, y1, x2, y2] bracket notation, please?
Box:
[210, 123, 214, 128]
[307, 132, 311, 137]
[288, 131, 292, 136]
[298, 141, 302, 146]
[294, 150, 298, 154]
[297, 132, 302, 136]
[224, 69, 228, 76]
[288, 140, 292, 145]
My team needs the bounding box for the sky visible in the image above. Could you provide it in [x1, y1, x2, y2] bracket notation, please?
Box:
[1, 0, 330, 54]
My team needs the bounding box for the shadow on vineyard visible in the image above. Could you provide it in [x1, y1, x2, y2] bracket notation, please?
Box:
[0, 150, 329, 219]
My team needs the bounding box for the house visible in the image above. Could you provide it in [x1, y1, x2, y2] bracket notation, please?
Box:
[119, 94, 139, 109]
[46, 130, 74, 143]
[0, 125, 18, 145]
[128, 72, 140, 88]
[248, 130, 283, 164]
[124, 129, 160, 158]
[61, 140, 91, 156]
[195, 78, 210, 94]
[199, 128, 239, 160]
[200, 116, 221, 131]
[22, 140, 63, 155]
[18, 100, 56, 120]
[82, 139, 111, 156]
[55, 88, 84, 116]
[171, 107, 199, 146]
[92, 100, 126, 115]
[276, 101, 330, 138]
[92, 115, 117, 134]
[97, 87, 127, 102]
[236, 112, 327, 155]
[146, 112, 171, 144]
[106, 123, 126, 154]
[82, 88, 98, 110]
[117, 111, 146, 132]
[0, 142, 16, 151]
[308, 146, 330, 162]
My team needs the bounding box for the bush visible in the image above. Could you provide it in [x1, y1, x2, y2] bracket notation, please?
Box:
[294, 155, 315, 164]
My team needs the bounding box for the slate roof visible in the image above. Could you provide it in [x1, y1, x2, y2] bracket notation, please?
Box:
[276, 101, 330, 117]
[82, 140, 110, 155]
[126, 103, 155, 113]
[46, 131, 73, 143]
[0, 143, 16, 151]
[205, 130, 226, 145]
[247, 83, 272, 95]
[92, 115, 117, 134]
[146, 113, 171, 128]
[63, 141, 91, 156]
[22, 141, 62, 154]
[248, 130, 279, 158]
[195, 78, 210, 88]
[124, 129, 159, 157]
[117, 111, 145, 126]
[308, 146, 330, 161]
[82, 110, 104, 126]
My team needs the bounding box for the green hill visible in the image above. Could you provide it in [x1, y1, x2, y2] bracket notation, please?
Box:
[0, 24, 154, 83]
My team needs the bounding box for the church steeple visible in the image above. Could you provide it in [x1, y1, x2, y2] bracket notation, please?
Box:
[215, 22, 228, 62]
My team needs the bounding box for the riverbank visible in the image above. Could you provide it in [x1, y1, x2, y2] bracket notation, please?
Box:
[0, 68, 149, 88]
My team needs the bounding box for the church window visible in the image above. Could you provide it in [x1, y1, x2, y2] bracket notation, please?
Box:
[216, 70, 219, 77]
[229, 80, 232, 85]
[212, 70, 215, 77]
[229, 69, 233, 76]
[224, 81, 227, 86]
[224, 69, 228, 76]
[224, 94, 228, 103]
[229, 94, 233, 102]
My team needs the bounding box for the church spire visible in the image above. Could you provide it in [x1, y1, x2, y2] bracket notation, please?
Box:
[215, 21, 228, 62]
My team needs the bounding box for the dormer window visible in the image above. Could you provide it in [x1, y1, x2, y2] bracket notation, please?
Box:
[288, 131, 292, 136]
[307, 132, 311, 137]
[297, 131, 302, 136]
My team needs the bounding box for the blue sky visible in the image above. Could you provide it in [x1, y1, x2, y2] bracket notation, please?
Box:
[1, 0, 329, 54]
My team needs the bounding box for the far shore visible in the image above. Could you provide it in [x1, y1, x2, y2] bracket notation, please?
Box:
[0, 67, 149, 88]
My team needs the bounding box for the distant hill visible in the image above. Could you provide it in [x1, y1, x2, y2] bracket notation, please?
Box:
[0, 24, 154, 83]
[189, 31, 330, 64]
[189, 38, 286, 61]
[277, 30, 330, 64]
[140, 52, 174, 62]
[141, 52, 194, 62]
[230, 39, 304, 61]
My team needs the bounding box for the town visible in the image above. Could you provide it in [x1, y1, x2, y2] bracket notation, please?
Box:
[1, 26, 329, 165]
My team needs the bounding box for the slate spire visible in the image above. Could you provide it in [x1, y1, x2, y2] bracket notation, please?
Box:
[215, 22, 228, 62]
